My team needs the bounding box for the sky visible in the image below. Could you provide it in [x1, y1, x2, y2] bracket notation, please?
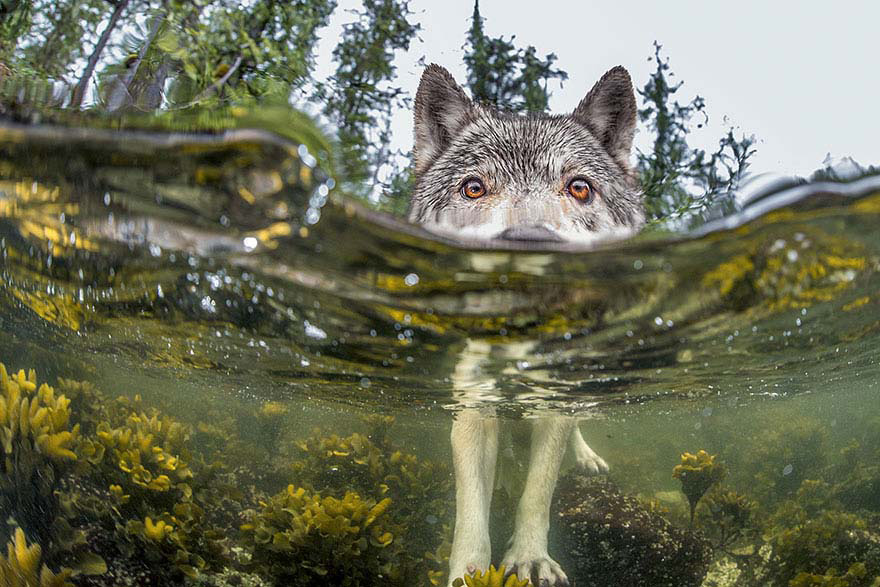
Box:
[312, 0, 879, 181]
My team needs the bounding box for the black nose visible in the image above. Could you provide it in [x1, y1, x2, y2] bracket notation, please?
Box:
[497, 225, 563, 242]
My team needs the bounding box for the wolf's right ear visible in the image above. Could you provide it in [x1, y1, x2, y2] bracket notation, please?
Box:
[413, 64, 474, 175]
[573, 66, 638, 162]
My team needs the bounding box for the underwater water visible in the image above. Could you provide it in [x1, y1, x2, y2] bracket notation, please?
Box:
[0, 119, 879, 587]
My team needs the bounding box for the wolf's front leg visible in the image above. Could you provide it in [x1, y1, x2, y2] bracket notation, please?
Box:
[502, 416, 573, 587]
[447, 409, 498, 586]
[570, 424, 608, 475]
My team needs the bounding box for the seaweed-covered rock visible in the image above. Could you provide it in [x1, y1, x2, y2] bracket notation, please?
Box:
[552, 474, 711, 587]
[765, 511, 880, 587]
[51, 377, 230, 583]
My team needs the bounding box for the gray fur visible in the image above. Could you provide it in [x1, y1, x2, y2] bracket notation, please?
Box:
[409, 64, 644, 245]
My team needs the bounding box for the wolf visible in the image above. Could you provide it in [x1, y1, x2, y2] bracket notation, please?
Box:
[408, 64, 644, 586]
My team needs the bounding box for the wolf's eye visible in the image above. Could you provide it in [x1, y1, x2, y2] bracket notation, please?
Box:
[461, 178, 487, 199]
[566, 177, 593, 202]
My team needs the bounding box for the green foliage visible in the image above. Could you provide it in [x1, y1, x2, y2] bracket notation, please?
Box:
[164, 0, 338, 107]
[0, 0, 32, 58]
[7, 0, 111, 81]
[637, 42, 756, 226]
[462, 1, 567, 113]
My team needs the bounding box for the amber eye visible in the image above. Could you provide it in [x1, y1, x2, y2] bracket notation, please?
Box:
[566, 177, 593, 202]
[461, 177, 487, 199]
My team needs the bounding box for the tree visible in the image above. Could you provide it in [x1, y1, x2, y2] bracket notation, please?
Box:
[462, 0, 567, 113]
[637, 42, 756, 227]
[319, 0, 420, 198]
[0, 0, 32, 61]
[16, 0, 112, 82]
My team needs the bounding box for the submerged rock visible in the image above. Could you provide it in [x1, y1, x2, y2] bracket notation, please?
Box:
[552, 474, 711, 587]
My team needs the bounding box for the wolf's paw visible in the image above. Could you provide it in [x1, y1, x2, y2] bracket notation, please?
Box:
[501, 547, 569, 587]
[447, 538, 491, 587]
[571, 434, 609, 476]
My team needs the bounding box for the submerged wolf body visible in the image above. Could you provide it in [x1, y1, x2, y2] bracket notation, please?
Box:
[408, 64, 644, 586]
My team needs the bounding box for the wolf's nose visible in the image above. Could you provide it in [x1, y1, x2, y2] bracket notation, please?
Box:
[497, 225, 563, 242]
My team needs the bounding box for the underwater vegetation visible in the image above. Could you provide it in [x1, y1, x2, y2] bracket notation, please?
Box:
[552, 473, 712, 587]
[673, 450, 727, 524]
[0, 366, 102, 577]
[3, 359, 880, 586]
[0, 360, 462, 586]
[789, 563, 879, 587]
[56, 381, 228, 583]
[287, 416, 454, 582]
[0, 364, 79, 545]
[679, 427, 880, 587]
[240, 484, 404, 586]
[0, 528, 73, 587]
[450, 565, 532, 587]
[0, 363, 229, 584]
[765, 511, 880, 587]
[699, 488, 758, 553]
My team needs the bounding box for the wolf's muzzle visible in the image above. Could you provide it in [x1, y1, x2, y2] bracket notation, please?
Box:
[497, 225, 564, 242]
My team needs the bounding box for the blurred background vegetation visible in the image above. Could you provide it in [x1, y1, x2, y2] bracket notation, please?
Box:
[0, 0, 765, 225]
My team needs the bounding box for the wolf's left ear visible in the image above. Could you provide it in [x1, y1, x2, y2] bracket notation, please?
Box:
[573, 66, 637, 161]
[413, 64, 475, 175]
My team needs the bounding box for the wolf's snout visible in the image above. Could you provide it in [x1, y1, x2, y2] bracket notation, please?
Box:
[497, 225, 564, 242]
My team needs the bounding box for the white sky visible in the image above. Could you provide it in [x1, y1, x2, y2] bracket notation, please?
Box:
[312, 0, 879, 179]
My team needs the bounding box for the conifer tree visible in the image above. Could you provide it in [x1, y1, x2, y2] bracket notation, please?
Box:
[637, 42, 756, 226]
[321, 0, 420, 198]
[462, 0, 566, 113]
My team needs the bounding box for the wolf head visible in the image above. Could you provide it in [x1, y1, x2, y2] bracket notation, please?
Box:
[408, 64, 644, 244]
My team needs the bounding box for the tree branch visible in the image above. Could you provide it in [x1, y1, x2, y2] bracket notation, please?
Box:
[106, 10, 163, 112]
[191, 54, 242, 104]
[69, 0, 131, 108]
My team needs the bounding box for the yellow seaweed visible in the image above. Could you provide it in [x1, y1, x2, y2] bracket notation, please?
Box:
[0, 528, 73, 587]
[451, 565, 533, 587]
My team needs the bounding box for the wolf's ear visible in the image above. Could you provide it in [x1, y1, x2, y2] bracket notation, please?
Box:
[413, 64, 474, 175]
[573, 66, 637, 161]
